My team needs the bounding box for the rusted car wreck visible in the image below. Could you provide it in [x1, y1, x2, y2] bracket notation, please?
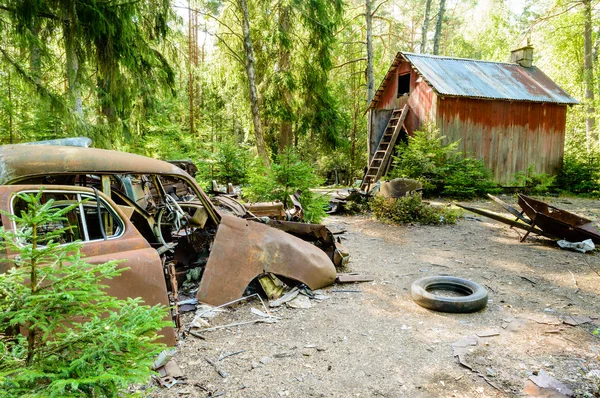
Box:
[0, 142, 339, 345]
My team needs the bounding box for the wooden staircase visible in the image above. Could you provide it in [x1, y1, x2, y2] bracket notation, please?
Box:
[360, 105, 409, 191]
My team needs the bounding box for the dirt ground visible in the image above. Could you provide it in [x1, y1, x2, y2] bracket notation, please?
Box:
[151, 195, 600, 398]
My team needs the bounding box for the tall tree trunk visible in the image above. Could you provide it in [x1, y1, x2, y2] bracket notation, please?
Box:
[30, 20, 41, 85]
[7, 69, 13, 144]
[99, 76, 116, 124]
[63, 0, 83, 117]
[238, 0, 270, 165]
[583, 0, 596, 147]
[432, 0, 446, 55]
[188, 1, 195, 136]
[278, 4, 293, 152]
[420, 0, 432, 53]
[365, 0, 374, 103]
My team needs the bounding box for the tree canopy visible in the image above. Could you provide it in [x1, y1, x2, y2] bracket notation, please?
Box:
[0, 0, 598, 183]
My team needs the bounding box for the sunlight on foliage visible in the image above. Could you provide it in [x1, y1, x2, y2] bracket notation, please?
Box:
[387, 126, 499, 199]
[244, 148, 327, 223]
[0, 192, 168, 397]
[371, 194, 460, 225]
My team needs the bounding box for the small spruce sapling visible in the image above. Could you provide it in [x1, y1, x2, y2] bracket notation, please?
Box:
[245, 148, 328, 223]
[0, 191, 169, 397]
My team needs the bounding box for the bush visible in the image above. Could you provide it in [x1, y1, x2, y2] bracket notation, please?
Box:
[0, 192, 169, 397]
[370, 194, 459, 225]
[510, 165, 556, 194]
[213, 139, 252, 185]
[244, 148, 328, 223]
[441, 157, 499, 199]
[387, 126, 498, 199]
[556, 153, 600, 196]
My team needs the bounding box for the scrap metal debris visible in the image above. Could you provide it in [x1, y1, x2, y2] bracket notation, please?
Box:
[152, 351, 186, 389]
[269, 287, 300, 308]
[559, 315, 593, 326]
[205, 357, 229, 378]
[258, 273, 286, 299]
[458, 194, 600, 245]
[188, 294, 277, 337]
[450, 335, 503, 392]
[153, 349, 177, 370]
[286, 294, 312, 309]
[529, 370, 574, 397]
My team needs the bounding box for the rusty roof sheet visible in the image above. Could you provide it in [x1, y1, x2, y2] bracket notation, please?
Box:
[369, 52, 579, 109]
[0, 144, 188, 184]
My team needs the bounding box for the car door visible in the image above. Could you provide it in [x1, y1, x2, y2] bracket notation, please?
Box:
[0, 185, 176, 346]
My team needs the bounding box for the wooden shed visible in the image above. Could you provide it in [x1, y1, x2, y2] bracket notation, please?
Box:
[366, 49, 579, 185]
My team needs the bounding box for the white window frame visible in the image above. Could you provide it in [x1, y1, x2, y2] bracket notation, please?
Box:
[10, 189, 126, 245]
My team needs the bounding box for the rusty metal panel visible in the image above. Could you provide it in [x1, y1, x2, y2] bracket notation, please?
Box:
[197, 215, 336, 306]
[0, 184, 177, 346]
[0, 144, 221, 224]
[403, 53, 579, 105]
[369, 52, 579, 110]
[0, 145, 190, 185]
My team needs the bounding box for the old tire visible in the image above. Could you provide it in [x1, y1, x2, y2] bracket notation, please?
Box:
[410, 276, 488, 313]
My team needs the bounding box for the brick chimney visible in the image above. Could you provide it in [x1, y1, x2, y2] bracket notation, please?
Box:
[511, 45, 534, 68]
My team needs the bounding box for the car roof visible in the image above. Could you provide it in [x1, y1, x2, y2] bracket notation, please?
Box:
[0, 144, 190, 184]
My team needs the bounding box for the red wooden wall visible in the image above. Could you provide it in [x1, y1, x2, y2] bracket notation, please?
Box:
[436, 97, 567, 185]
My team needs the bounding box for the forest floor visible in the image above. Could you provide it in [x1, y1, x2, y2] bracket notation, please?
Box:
[151, 195, 600, 398]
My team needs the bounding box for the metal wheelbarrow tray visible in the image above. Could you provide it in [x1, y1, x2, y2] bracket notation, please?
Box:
[517, 194, 600, 244]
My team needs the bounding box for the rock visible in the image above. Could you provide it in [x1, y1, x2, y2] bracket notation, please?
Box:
[287, 294, 312, 309]
[259, 356, 271, 365]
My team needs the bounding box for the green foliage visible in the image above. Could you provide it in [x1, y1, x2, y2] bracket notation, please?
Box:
[245, 148, 327, 223]
[388, 126, 498, 199]
[556, 153, 600, 197]
[510, 165, 556, 194]
[213, 139, 252, 185]
[0, 192, 168, 397]
[442, 157, 499, 199]
[370, 194, 459, 225]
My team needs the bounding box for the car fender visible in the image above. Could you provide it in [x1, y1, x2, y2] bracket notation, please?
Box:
[197, 214, 336, 305]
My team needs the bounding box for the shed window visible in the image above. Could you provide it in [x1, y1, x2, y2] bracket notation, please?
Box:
[397, 73, 410, 97]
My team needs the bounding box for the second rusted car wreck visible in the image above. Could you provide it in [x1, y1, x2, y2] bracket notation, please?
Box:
[0, 141, 340, 345]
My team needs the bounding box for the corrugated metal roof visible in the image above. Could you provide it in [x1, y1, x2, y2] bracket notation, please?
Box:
[368, 52, 579, 109]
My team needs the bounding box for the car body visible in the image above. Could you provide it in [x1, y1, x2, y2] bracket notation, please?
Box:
[0, 143, 337, 345]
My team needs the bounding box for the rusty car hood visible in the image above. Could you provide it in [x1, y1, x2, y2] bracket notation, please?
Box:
[197, 214, 337, 305]
[0, 144, 188, 184]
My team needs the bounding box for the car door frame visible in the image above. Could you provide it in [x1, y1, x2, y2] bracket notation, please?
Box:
[0, 184, 176, 346]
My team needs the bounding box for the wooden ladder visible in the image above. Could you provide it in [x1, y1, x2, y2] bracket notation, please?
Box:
[360, 105, 409, 192]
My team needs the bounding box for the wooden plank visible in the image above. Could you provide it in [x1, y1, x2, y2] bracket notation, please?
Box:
[336, 273, 375, 283]
[487, 194, 532, 224]
[455, 203, 556, 239]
